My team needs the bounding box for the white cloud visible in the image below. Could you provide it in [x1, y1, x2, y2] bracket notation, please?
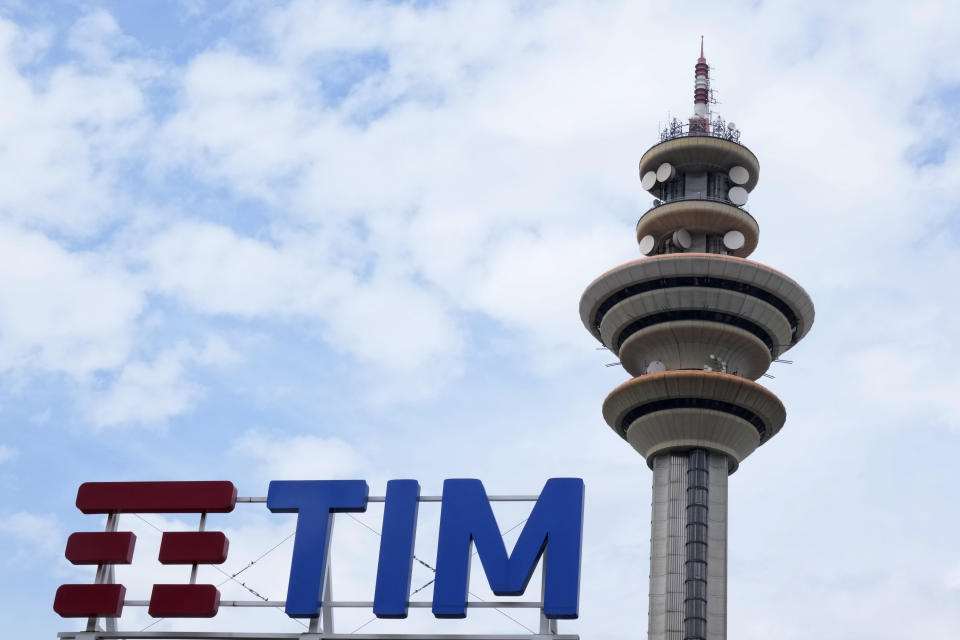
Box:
[66, 9, 130, 67]
[157, 49, 305, 201]
[86, 338, 241, 427]
[0, 444, 16, 463]
[0, 224, 143, 377]
[143, 221, 350, 317]
[143, 220, 462, 392]
[0, 511, 61, 556]
[87, 347, 201, 427]
[946, 563, 960, 590]
[0, 15, 153, 235]
[232, 430, 365, 481]
[323, 272, 461, 373]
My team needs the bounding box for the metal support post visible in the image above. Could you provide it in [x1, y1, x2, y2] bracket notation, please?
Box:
[190, 512, 207, 585]
[537, 561, 557, 638]
[86, 513, 119, 634]
[321, 559, 334, 635]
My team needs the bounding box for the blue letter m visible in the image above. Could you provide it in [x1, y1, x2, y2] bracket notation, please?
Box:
[432, 478, 584, 619]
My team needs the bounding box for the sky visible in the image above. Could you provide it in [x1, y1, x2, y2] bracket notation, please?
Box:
[1, 0, 959, 638]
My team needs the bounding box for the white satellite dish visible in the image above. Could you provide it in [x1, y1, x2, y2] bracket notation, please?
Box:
[656, 162, 674, 182]
[723, 229, 746, 250]
[639, 234, 656, 255]
[728, 166, 749, 185]
[641, 171, 657, 190]
[646, 360, 666, 374]
[728, 186, 748, 206]
[727, 122, 736, 130]
[673, 228, 692, 250]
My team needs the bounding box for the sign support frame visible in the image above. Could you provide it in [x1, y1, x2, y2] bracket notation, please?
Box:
[58, 493, 579, 640]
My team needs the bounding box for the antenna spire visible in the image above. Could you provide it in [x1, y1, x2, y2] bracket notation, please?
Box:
[691, 38, 711, 131]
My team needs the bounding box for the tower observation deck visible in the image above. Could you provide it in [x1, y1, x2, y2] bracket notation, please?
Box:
[579, 42, 814, 640]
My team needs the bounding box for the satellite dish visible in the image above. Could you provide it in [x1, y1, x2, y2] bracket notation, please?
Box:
[646, 360, 666, 374]
[728, 166, 749, 185]
[728, 186, 748, 206]
[727, 122, 736, 130]
[641, 171, 657, 190]
[656, 162, 674, 182]
[673, 228, 692, 250]
[639, 234, 656, 255]
[723, 229, 746, 250]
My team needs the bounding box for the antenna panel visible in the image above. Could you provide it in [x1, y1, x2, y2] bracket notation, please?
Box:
[728, 166, 749, 185]
[641, 171, 657, 190]
[728, 186, 748, 206]
[656, 163, 674, 182]
[723, 230, 745, 250]
[639, 234, 656, 255]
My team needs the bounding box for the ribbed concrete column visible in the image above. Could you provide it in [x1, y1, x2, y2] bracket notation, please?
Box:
[648, 453, 687, 640]
[706, 454, 728, 640]
[648, 452, 729, 640]
[685, 449, 709, 640]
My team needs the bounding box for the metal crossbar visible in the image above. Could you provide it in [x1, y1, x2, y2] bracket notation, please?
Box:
[235, 496, 542, 503]
[120, 601, 543, 609]
[59, 634, 579, 640]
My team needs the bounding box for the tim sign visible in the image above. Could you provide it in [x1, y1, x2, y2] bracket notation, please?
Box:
[54, 478, 585, 623]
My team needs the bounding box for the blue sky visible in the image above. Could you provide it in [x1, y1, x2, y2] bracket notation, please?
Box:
[1, 0, 960, 638]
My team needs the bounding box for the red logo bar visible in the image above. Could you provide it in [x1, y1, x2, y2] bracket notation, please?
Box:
[76, 481, 237, 514]
[159, 531, 229, 565]
[148, 584, 220, 618]
[54, 584, 126, 618]
[65, 532, 136, 565]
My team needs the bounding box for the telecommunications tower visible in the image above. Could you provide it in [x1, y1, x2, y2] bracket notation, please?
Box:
[579, 42, 814, 640]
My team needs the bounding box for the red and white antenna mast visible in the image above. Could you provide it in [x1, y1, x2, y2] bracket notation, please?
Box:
[690, 36, 710, 133]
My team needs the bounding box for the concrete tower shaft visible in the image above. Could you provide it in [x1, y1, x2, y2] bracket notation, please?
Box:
[579, 46, 814, 640]
[647, 450, 728, 639]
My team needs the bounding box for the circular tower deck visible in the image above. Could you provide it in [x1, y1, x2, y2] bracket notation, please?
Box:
[580, 253, 814, 384]
[639, 136, 760, 193]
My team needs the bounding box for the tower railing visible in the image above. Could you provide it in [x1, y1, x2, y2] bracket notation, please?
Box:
[658, 118, 741, 144]
[645, 194, 752, 215]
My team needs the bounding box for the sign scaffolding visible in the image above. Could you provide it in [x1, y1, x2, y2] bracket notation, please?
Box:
[55, 481, 583, 640]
